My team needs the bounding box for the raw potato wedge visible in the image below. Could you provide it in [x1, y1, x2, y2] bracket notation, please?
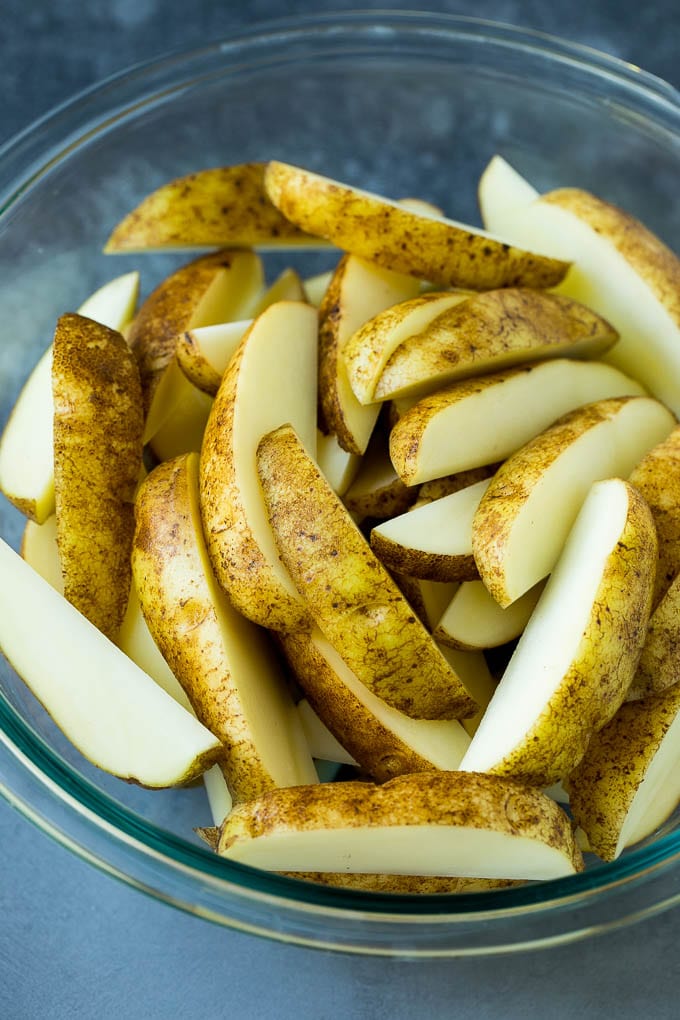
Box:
[343, 291, 470, 405]
[200, 302, 318, 631]
[438, 645, 498, 738]
[279, 628, 471, 782]
[53, 313, 144, 640]
[0, 272, 139, 523]
[250, 267, 306, 316]
[416, 467, 497, 504]
[435, 580, 545, 651]
[390, 359, 644, 486]
[478, 155, 539, 234]
[296, 698, 358, 766]
[105, 163, 324, 252]
[461, 479, 657, 787]
[343, 430, 417, 519]
[133, 453, 317, 802]
[392, 575, 460, 631]
[175, 321, 251, 395]
[472, 397, 675, 606]
[204, 763, 234, 827]
[318, 255, 421, 455]
[130, 249, 263, 420]
[21, 516, 64, 595]
[628, 424, 680, 609]
[214, 771, 583, 880]
[370, 479, 491, 582]
[303, 270, 334, 307]
[264, 161, 570, 290]
[632, 576, 680, 699]
[315, 430, 361, 497]
[373, 289, 619, 403]
[0, 537, 221, 787]
[257, 424, 476, 721]
[566, 684, 680, 861]
[149, 375, 214, 462]
[480, 163, 680, 415]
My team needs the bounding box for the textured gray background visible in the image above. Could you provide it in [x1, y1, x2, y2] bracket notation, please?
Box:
[2, 2, 680, 1018]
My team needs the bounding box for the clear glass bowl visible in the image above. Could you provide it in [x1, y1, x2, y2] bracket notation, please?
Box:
[2, 12, 680, 958]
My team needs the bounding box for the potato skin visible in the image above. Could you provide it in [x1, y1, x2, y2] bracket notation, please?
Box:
[257, 425, 476, 720]
[265, 161, 570, 290]
[52, 313, 143, 640]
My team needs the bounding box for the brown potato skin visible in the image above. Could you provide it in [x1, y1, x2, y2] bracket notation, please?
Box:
[370, 531, 479, 584]
[175, 331, 224, 396]
[257, 425, 476, 720]
[52, 313, 143, 640]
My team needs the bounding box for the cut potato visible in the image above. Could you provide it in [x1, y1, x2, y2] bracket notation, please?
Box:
[628, 424, 680, 609]
[132, 249, 263, 420]
[370, 479, 491, 582]
[343, 431, 417, 519]
[315, 430, 361, 497]
[0, 272, 139, 524]
[264, 162, 570, 290]
[390, 359, 644, 486]
[203, 764, 234, 827]
[53, 313, 144, 640]
[416, 467, 497, 504]
[175, 320, 251, 396]
[148, 374, 213, 463]
[631, 576, 680, 700]
[296, 699, 358, 766]
[435, 580, 545, 651]
[250, 267, 306, 316]
[318, 254, 421, 455]
[279, 628, 471, 782]
[566, 684, 680, 861]
[20, 516, 63, 595]
[480, 163, 680, 415]
[200, 302, 318, 631]
[105, 163, 324, 252]
[214, 772, 583, 879]
[438, 645, 498, 738]
[473, 396, 675, 606]
[461, 479, 656, 786]
[303, 270, 334, 307]
[373, 289, 618, 403]
[0, 537, 221, 786]
[133, 453, 317, 802]
[477, 155, 539, 233]
[257, 424, 476, 721]
[343, 291, 469, 405]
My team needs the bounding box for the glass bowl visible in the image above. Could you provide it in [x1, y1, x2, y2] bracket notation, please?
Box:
[2, 12, 680, 958]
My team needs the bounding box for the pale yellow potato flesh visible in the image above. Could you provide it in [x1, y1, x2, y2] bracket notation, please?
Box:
[296, 699, 358, 766]
[200, 302, 318, 631]
[461, 479, 656, 787]
[148, 371, 213, 462]
[477, 155, 539, 233]
[435, 580, 545, 651]
[250, 266, 306, 316]
[318, 254, 421, 455]
[473, 397, 675, 607]
[302, 270, 334, 307]
[373, 289, 618, 403]
[437, 644, 498, 738]
[389, 573, 460, 631]
[481, 170, 680, 415]
[264, 161, 570, 290]
[315, 430, 361, 496]
[203, 764, 234, 827]
[389, 359, 644, 486]
[0, 272, 139, 523]
[279, 628, 470, 782]
[133, 453, 317, 802]
[566, 684, 680, 861]
[105, 163, 325, 252]
[20, 516, 63, 595]
[343, 431, 416, 519]
[370, 479, 490, 582]
[175, 320, 251, 395]
[257, 424, 476, 721]
[0, 537, 221, 787]
[131, 249, 264, 418]
[53, 313, 144, 640]
[343, 291, 469, 405]
[215, 772, 583, 879]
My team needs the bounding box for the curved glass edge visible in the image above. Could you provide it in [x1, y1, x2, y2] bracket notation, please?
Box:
[0, 12, 679, 947]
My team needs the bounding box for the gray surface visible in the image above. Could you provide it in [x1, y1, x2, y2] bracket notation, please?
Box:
[2, 2, 680, 1017]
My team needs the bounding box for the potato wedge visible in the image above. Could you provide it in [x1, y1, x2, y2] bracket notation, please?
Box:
[435, 580, 545, 651]
[53, 313, 144, 639]
[438, 645, 498, 738]
[0, 272, 139, 524]
[392, 575, 460, 632]
[478, 155, 539, 233]
[133, 453, 317, 802]
[315, 430, 361, 497]
[200, 302, 318, 631]
[257, 424, 476, 720]
[279, 628, 470, 782]
[213, 772, 583, 879]
[373, 289, 618, 403]
[318, 254, 420, 455]
[461, 479, 656, 786]
[105, 163, 324, 252]
[390, 359, 644, 486]
[20, 515, 63, 596]
[631, 576, 680, 700]
[480, 164, 680, 415]
[296, 699, 358, 766]
[250, 267, 306, 316]
[566, 684, 680, 861]
[472, 396, 675, 606]
[0, 537, 221, 787]
[175, 320, 251, 395]
[343, 431, 417, 519]
[264, 162, 570, 289]
[370, 479, 490, 582]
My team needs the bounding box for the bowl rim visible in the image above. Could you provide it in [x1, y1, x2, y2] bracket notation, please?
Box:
[2, 9, 680, 954]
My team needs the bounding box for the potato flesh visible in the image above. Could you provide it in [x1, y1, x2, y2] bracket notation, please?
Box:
[297, 698, 358, 766]
[372, 479, 490, 557]
[619, 718, 680, 850]
[435, 580, 544, 651]
[477, 155, 539, 232]
[221, 825, 579, 880]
